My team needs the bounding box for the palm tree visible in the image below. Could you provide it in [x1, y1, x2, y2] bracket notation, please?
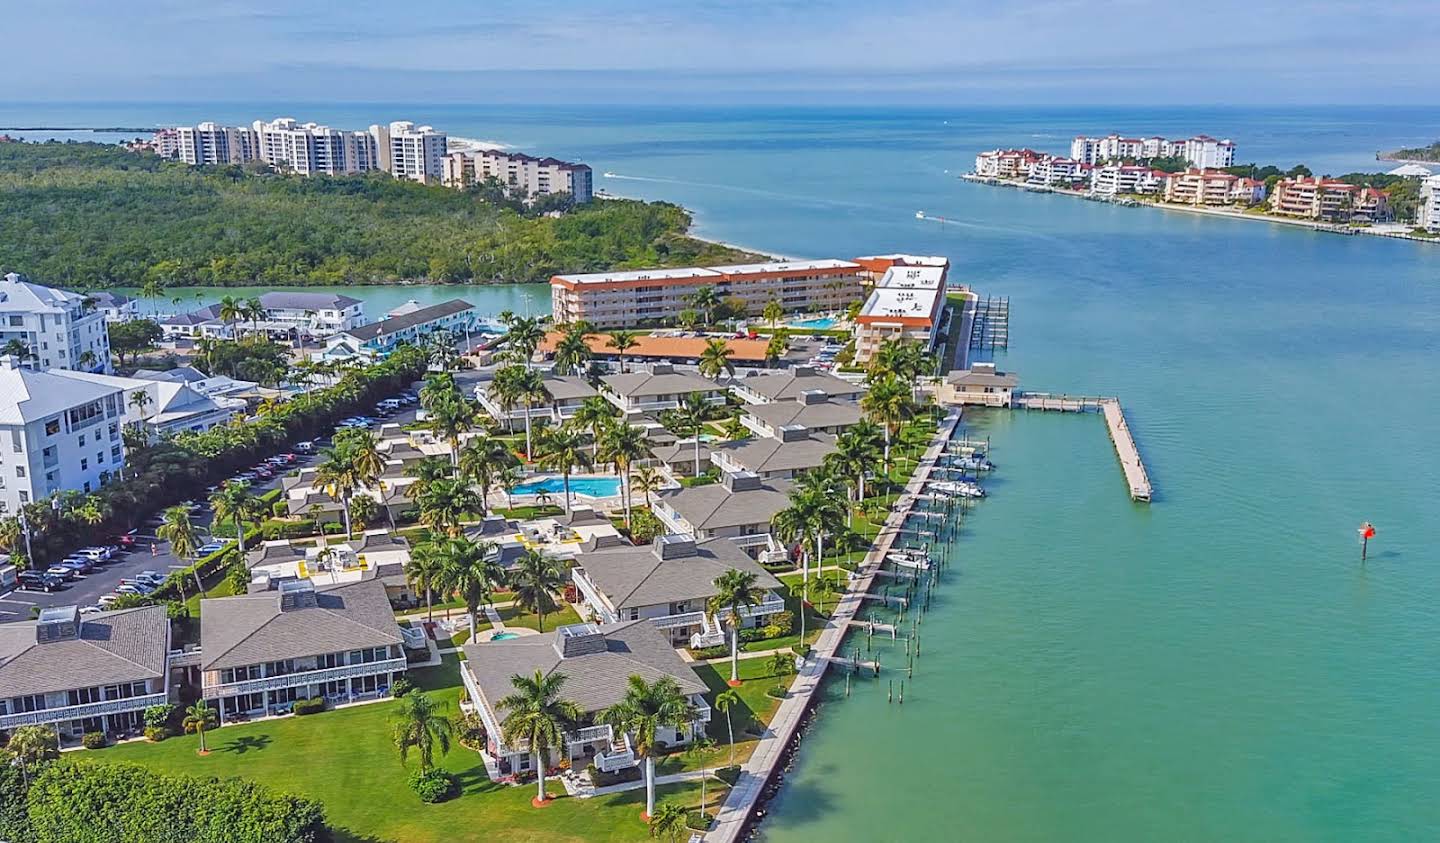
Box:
[762, 299, 785, 330]
[683, 735, 717, 823]
[697, 338, 735, 381]
[630, 464, 663, 510]
[314, 447, 364, 538]
[457, 434, 519, 515]
[497, 463, 523, 511]
[417, 477, 482, 538]
[708, 569, 764, 686]
[674, 392, 711, 476]
[714, 688, 742, 766]
[140, 277, 165, 318]
[6, 725, 58, 786]
[533, 426, 592, 514]
[597, 422, 649, 526]
[184, 700, 218, 754]
[688, 286, 720, 327]
[426, 330, 460, 371]
[0, 338, 33, 362]
[128, 389, 153, 423]
[430, 537, 501, 640]
[551, 324, 592, 376]
[76, 349, 98, 371]
[505, 316, 545, 369]
[604, 330, 640, 373]
[795, 469, 847, 572]
[861, 374, 912, 476]
[217, 295, 245, 337]
[827, 420, 884, 516]
[493, 365, 551, 459]
[404, 456, 454, 503]
[76, 495, 107, 527]
[209, 481, 263, 555]
[597, 675, 698, 821]
[420, 371, 461, 413]
[156, 504, 201, 595]
[425, 396, 476, 466]
[510, 549, 565, 632]
[764, 334, 788, 369]
[244, 296, 264, 337]
[499, 670, 582, 807]
[676, 309, 700, 331]
[648, 803, 689, 841]
[570, 395, 617, 462]
[406, 540, 447, 622]
[392, 691, 454, 772]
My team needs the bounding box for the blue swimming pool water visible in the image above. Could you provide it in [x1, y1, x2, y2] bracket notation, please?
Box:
[490, 632, 521, 641]
[789, 316, 837, 330]
[508, 475, 622, 497]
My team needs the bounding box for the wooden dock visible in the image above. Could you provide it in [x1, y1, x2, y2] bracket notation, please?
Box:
[1100, 398, 1152, 502]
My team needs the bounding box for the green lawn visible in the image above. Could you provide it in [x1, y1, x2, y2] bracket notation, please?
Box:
[497, 602, 582, 632]
[88, 657, 722, 843]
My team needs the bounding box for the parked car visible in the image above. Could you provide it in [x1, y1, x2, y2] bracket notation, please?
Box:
[197, 541, 227, 555]
[96, 594, 120, 608]
[59, 558, 93, 575]
[78, 606, 103, 616]
[113, 530, 138, 549]
[294, 441, 316, 454]
[46, 565, 78, 581]
[18, 572, 61, 592]
[114, 583, 145, 596]
[76, 546, 111, 561]
[135, 571, 167, 588]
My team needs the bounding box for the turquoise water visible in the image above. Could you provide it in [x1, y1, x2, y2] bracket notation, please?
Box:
[490, 632, 521, 641]
[788, 316, 838, 330]
[508, 475, 621, 498]
[9, 103, 1440, 840]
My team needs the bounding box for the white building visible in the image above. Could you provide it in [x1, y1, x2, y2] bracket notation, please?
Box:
[86, 292, 137, 323]
[443, 150, 594, 203]
[0, 273, 112, 373]
[0, 356, 127, 514]
[1026, 156, 1082, 187]
[256, 292, 365, 337]
[852, 257, 949, 364]
[253, 118, 380, 176]
[1070, 133, 1235, 168]
[1418, 175, 1440, 231]
[371, 121, 447, 183]
[1091, 164, 1156, 195]
[57, 370, 244, 438]
[176, 123, 260, 166]
[1183, 136, 1237, 169]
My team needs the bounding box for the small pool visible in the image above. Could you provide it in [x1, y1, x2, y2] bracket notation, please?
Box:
[491, 632, 521, 641]
[509, 475, 622, 498]
[788, 316, 838, 330]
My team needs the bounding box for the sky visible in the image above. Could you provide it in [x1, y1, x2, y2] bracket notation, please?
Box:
[1, 0, 1437, 105]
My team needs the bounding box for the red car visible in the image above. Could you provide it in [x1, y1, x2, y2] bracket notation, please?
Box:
[113, 531, 137, 549]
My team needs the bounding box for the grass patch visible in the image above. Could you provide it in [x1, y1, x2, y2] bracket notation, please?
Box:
[495, 505, 564, 520]
[496, 602, 582, 632]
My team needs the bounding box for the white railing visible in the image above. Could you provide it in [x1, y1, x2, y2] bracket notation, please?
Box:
[0, 692, 166, 730]
[570, 568, 619, 623]
[650, 610, 707, 631]
[569, 724, 614, 747]
[736, 592, 787, 619]
[690, 695, 713, 723]
[596, 731, 636, 772]
[167, 647, 203, 668]
[650, 504, 691, 535]
[689, 613, 726, 649]
[201, 657, 406, 699]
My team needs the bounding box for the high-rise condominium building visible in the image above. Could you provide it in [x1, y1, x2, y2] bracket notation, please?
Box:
[252, 118, 379, 176]
[0, 273, 111, 374]
[370, 122, 447, 183]
[442, 150, 594, 202]
[176, 122, 260, 165]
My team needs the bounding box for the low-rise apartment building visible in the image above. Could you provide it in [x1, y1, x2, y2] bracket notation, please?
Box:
[443, 150, 594, 203]
[1025, 156, 1084, 187]
[253, 291, 365, 337]
[200, 579, 407, 723]
[570, 534, 785, 647]
[741, 392, 861, 438]
[1270, 177, 1391, 222]
[599, 364, 728, 416]
[0, 273, 111, 373]
[0, 357, 127, 514]
[1163, 169, 1240, 206]
[550, 260, 864, 328]
[87, 291, 137, 323]
[0, 605, 169, 743]
[1091, 165, 1167, 195]
[460, 621, 710, 779]
[476, 372, 598, 430]
[974, 148, 1042, 179]
[852, 257, 949, 365]
[710, 427, 837, 481]
[730, 366, 865, 405]
[652, 470, 792, 561]
[321, 299, 476, 361]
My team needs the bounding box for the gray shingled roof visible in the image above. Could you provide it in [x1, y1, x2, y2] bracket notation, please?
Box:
[578, 536, 780, 610]
[245, 541, 307, 570]
[601, 370, 723, 400]
[734, 368, 864, 402]
[259, 291, 362, 311]
[341, 299, 473, 342]
[345, 532, 410, 556]
[461, 620, 706, 716]
[0, 606, 168, 698]
[948, 368, 1019, 388]
[651, 442, 710, 465]
[657, 478, 793, 530]
[200, 579, 403, 670]
[711, 433, 837, 474]
[745, 400, 861, 431]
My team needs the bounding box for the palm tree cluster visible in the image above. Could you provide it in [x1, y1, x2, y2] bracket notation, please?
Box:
[419, 372, 478, 465]
[313, 427, 386, 538]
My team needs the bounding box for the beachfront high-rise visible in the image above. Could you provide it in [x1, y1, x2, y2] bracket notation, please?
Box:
[1416, 175, 1440, 231]
[252, 118, 379, 176]
[443, 150, 594, 203]
[1070, 133, 1235, 168]
[158, 118, 444, 182]
[176, 122, 260, 165]
[1270, 177, 1391, 222]
[550, 260, 865, 328]
[371, 121, 447, 183]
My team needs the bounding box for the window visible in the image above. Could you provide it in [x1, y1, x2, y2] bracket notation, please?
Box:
[78, 434, 85, 447]
[68, 686, 102, 706]
[15, 466, 24, 478]
[44, 419, 60, 436]
[7, 316, 20, 327]
[80, 459, 88, 471]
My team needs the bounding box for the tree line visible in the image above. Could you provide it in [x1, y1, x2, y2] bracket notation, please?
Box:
[0, 141, 761, 289]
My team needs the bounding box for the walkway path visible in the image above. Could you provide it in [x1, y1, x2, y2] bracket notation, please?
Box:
[703, 411, 960, 841]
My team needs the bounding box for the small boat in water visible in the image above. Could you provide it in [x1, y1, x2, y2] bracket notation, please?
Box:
[929, 480, 986, 498]
[945, 452, 995, 471]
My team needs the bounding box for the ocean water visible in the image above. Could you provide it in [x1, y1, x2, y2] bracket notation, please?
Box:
[8, 103, 1440, 840]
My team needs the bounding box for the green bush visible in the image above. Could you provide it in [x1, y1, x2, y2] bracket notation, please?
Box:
[691, 645, 728, 660]
[320, 521, 345, 535]
[143, 703, 176, 730]
[764, 685, 787, 700]
[687, 811, 714, 831]
[272, 501, 289, 517]
[143, 725, 168, 742]
[262, 519, 317, 540]
[407, 769, 458, 803]
[738, 628, 763, 643]
[769, 610, 794, 636]
[27, 760, 328, 842]
[389, 676, 415, 697]
[626, 508, 666, 544]
[80, 732, 107, 750]
[292, 697, 326, 716]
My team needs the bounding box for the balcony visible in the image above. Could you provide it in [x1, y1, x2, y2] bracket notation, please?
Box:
[0, 691, 166, 730]
[690, 695, 713, 724]
[650, 610, 707, 631]
[201, 657, 406, 699]
[570, 568, 619, 623]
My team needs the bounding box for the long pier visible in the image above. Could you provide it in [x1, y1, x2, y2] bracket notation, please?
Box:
[705, 411, 961, 842]
[1100, 398, 1152, 502]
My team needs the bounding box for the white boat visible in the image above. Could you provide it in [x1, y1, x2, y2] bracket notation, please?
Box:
[946, 453, 995, 471]
[929, 480, 986, 499]
[915, 210, 926, 220]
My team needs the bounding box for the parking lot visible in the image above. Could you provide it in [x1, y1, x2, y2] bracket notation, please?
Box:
[0, 380, 432, 622]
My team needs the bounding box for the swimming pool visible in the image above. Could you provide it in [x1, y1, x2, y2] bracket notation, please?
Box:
[789, 316, 838, 330]
[508, 475, 622, 498]
[491, 632, 521, 641]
